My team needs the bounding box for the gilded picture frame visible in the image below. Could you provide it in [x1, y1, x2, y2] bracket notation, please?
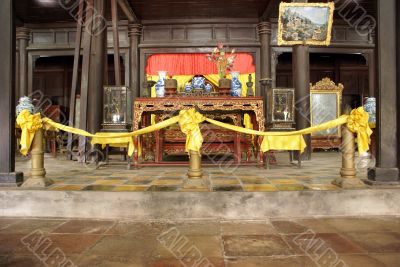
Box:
[309, 78, 343, 138]
[278, 2, 335, 46]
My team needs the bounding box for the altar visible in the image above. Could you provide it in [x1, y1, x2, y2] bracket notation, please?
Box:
[132, 96, 265, 167]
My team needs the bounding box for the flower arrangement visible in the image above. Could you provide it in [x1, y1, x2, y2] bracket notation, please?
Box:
[206, 42, 236, 79]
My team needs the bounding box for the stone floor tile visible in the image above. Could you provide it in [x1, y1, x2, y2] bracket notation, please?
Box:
[242, 184, 278, 191]
[223, 235, 294, 257]
[240, 178, 271, 185]
[171, 221, 221, 236]
[324, 217, 400, 233]
[112, 185, 150, 191]
[369, 253, 400, 267]
[76, 254, 146, 267]
[284, 232, 366, 255]
[51, 219, 115, 234]
[271, 179, 301, 185]
[105, 220, 167, 236]
[0, 234, 33, 255]
[225, 256, 318, 267]
[213, 185, 243, 191]
[154, 235, 223, 258]
[0, 255, 47, 267]
[48, 185, 86, 191]
[152, 179, 183, 186]
[338, 254, 387, 267]
[88, 235, 159, 258]
[342, 232, 400, 253]
[271, 220, 310, 234]
[221, 220, 277, 236]
[93, 179, 125, 185]
[0, 218, 20, 231]
[148, 185, 179, 191]
[306, 184, 340, 190]
[82, 185, 116, 191]
[150, 257, 225, 267]
[125, 179, 154, 185]
[275, 184, 307, 191]
[211, 179, 241, 185]
[47, 234, 102, 254]
[0, 219, 66, 234]
[291, 218, 339, 233]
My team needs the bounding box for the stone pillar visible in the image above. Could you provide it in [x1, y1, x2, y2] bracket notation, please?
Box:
[257, 22, 271, 122]
[128, 23, 142, 124]
[368, 0, 399, 182]
[16, 27, 30, 99]
[293, 45, 311, 160]
[0, 0, 23, 187]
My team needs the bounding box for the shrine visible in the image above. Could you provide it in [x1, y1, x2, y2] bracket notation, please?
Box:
[0, 0, 400, 265]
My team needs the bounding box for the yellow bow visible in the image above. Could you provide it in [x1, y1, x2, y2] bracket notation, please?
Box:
[16, 110, 43, 156]
[347, 107, 373, 154]
[178, 109, 206, 153]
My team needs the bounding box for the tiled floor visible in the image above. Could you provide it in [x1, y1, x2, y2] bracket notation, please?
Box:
[0, 216, 399, 266]
[14, 151, 378, 192]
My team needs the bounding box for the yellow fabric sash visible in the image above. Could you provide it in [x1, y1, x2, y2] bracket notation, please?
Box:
[16, 107, 372, 157]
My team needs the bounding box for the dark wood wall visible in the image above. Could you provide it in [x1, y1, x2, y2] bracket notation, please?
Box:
[32, 55, 124, 117]
[276, 53, 368, 110]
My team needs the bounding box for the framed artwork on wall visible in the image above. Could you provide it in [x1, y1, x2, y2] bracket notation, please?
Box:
[278, 2, 335, 46]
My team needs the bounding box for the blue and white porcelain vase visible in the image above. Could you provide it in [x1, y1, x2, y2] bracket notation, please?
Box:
[155, 71, 168, 97]
[204, 83, 212, 93]
[230, 71, 242, 97]
[192, 76, 205, 90]
[16, 96, 35, 116]
[184, 83, 193, 93]
[364, 97, 376, 125]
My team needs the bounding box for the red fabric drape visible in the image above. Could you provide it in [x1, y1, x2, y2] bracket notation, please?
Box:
[145, 53, 255, 76]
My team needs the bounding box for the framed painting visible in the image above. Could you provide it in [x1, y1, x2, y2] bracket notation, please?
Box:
[278, 2, 335, 46]
[310, 78, 343, 138]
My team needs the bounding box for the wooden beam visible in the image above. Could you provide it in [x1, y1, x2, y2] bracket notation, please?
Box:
[261, 0, 280, 21]
[111, 0, 122, 85]
[117, 0, 138, 23]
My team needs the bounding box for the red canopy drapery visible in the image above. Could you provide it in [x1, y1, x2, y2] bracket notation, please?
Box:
[145, 53, 255, 76]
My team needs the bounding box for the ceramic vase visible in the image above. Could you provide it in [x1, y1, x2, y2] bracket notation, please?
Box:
[204, 83, 212, 93]
[155, 71, 168, 97]
[16, 96, 35, 115]
[364, 97, 376, 125]
[192, 76, 206, 89]
[230, 71, 242, 97]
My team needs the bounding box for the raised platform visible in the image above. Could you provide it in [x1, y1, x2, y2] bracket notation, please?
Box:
[1, 189, 399, 219]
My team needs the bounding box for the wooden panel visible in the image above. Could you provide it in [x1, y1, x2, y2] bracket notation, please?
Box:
[172, 28, 185, 40]
[55, 32, 68, 44]
[32, 32, 54, 44]
[229, 27, 256, 40]
[186, 28, 213, 40]
[214, 27, 227, 39]
[142, 27, 171, 41]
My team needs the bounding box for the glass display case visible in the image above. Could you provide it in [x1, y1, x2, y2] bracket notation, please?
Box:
[102, 86, 131, 131]
[267, 88, 295, 130]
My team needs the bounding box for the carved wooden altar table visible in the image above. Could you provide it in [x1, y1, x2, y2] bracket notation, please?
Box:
[132, 97, 265, 167]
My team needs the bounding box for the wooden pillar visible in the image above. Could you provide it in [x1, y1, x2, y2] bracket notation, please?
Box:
[0, 0, 23, 186]
[368, 0, 399, 182]
[16, 27, 30, 99]
[87, 0, 106, 134]
[128, 23, 142, 99]
[293, 45, 311, 160]
[257, 22, 271, 124]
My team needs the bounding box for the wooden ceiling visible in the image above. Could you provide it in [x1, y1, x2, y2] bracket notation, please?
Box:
[15, 0, 376, 24]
